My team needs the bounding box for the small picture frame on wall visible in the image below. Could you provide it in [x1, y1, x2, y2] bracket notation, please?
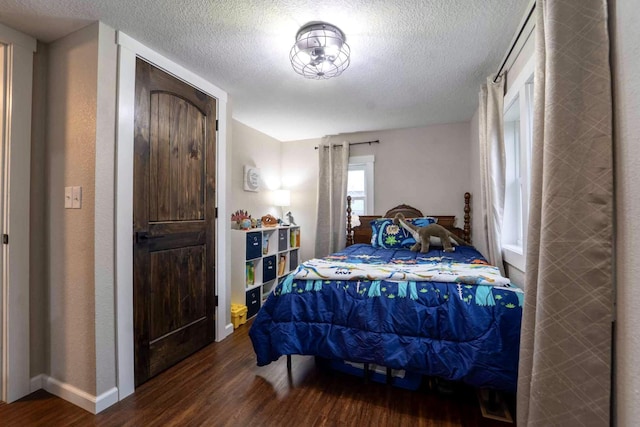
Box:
[243, 166, 260, 192]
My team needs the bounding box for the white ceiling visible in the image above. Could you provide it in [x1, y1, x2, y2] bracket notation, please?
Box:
[0, 0, 529, 141]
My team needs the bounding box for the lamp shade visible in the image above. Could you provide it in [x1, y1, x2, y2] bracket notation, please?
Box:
[290, 21, 350, 79]
[273, 189, 291, 207]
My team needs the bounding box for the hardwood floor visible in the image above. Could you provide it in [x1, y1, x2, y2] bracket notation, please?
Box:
[0, 321, 515, 426]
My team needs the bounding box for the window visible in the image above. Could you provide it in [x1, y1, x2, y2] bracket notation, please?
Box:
[502, 57, 534, 270]
[347, 155, 374, 215]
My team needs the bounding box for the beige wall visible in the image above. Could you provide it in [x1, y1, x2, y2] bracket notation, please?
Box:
[230, 120, 282, 223]
[281, 138, 319, 263]
[43, 20, 118, 399]
[30, 41, 48, 377]
[611, 0, 640, 424]
[222, 99, 234, 322]
[282, 123, 472, 262]
[46, 22, 99, 395]
[93, 22, 117, 396]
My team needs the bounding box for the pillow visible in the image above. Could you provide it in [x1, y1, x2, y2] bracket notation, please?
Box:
[370, 217, 437, 249]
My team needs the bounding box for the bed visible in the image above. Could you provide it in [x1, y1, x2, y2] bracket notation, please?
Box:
[249, 193, 523, 392]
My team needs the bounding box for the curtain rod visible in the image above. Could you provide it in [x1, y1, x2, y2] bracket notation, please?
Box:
[314, 139, 380, 150]
[493, 2, 536, 83]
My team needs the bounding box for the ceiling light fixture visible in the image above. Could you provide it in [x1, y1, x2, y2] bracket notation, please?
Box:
[290, 21, 350, 80]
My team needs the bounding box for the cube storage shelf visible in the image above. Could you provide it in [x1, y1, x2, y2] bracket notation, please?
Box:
[231, 225, 301, 320]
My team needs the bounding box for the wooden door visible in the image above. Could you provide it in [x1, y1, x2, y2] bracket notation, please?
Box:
[134, 59, 217, 386]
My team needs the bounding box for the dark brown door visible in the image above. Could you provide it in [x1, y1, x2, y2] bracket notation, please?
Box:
[133, 58, 217, 386]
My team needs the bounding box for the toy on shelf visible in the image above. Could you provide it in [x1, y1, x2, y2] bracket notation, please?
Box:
[232, 210, 252, 230]
[245, 262, 255, 287]
[286, 211, 297, 226]
[263, 234, 270, 255]
[261, 214, 278, 227]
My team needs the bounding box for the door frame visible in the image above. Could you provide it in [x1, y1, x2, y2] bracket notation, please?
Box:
[115, 32, 231, 400]
[0, 23, 36, 403]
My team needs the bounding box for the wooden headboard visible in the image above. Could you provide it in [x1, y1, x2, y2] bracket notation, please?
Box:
[346, 192, 471, 246]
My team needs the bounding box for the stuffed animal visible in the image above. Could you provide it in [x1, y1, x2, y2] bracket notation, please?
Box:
[393, 213, 469, 253]
[261, 214, 278, 227]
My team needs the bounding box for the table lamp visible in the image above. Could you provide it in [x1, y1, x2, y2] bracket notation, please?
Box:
[273, 189, 291, 224]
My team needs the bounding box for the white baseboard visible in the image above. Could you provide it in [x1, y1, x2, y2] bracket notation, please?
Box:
[43, 375, 118, 414]
[220, 322, 234, 340]
[30, 374, 45, 393]
[95, 387, 119, 413]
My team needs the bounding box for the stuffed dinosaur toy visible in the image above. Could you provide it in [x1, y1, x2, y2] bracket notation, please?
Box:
[393, 213, 469, 253]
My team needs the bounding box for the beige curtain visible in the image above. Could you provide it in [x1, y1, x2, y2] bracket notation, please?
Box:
[479, 78, 506, 275]
[517, 1, 613, 425]
[315, 140, 349, 257]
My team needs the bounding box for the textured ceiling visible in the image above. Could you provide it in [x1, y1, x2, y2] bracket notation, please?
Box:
[0, 0, 529, 141]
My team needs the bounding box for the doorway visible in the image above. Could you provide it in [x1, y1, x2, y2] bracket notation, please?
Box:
[0, 25, 37, 403]
[133, 59, 217, 386]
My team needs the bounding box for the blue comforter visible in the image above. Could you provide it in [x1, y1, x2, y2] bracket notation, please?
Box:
[249, 244, 522, 392]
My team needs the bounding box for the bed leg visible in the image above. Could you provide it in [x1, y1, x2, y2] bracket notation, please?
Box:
[386, 367, 392, 385]
[363, 363, 370, 384]
[487, 389, 498, 412]
[286, 354, 292, 371]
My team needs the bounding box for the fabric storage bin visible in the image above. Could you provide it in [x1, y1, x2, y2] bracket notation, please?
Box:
[289, 250, 299, 271]
[263, 255, 277, 282]
[246, 288, 261, 318]
[278, 229, 287, 251]
[246, 232, 261, 260]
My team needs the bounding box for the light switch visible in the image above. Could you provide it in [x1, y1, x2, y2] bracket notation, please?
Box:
[72, 186, 82, 209]
[65, 187, 73, 209]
